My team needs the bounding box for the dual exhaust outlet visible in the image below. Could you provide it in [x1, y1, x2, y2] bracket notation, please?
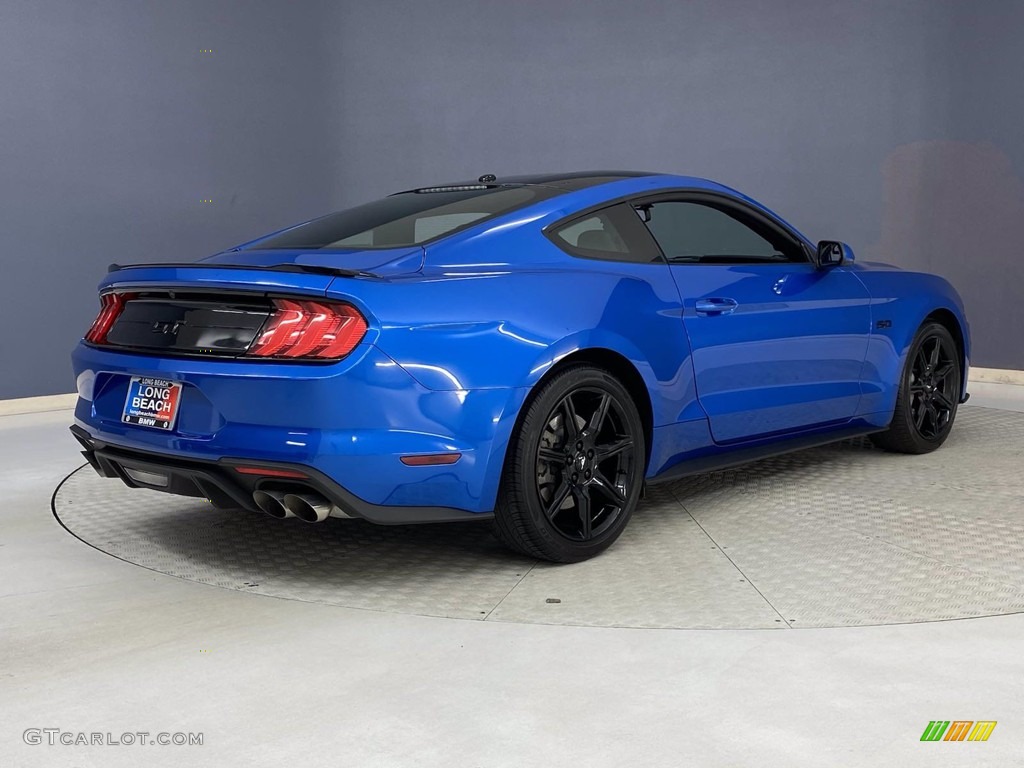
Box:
[252, 490, 336, 523]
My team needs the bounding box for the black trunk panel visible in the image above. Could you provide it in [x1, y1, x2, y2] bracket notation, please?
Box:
[106, 294, 271, 356]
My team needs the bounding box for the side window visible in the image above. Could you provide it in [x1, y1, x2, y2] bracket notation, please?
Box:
[549, 203, 662, 262]
[639, 201, 804, 263]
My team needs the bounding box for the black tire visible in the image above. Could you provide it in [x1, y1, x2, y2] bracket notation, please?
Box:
[493, 365, 645, 563]
[870, 321, 961, 454]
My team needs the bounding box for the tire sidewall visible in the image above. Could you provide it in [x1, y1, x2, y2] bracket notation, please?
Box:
[515, 368, 645, 561]
[896, 322, 960, 450]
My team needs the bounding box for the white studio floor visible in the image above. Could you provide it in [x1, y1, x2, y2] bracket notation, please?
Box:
[2, 383, 1023, 767]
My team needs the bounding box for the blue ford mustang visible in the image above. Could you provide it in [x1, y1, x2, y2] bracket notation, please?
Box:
[71, 171, 970, 562]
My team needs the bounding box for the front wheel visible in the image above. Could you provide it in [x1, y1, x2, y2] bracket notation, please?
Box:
[871, 321, 961, 454]
[493, 365, 645, 563]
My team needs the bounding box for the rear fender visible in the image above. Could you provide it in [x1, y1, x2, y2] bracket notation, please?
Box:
[470, 328, 689, 516]
[339, 269, 691, 406]
[330, 263, 698, 512]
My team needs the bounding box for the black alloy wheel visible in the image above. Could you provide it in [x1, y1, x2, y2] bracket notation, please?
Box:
[907, 331, 958, 439]
[494, 365, 645, 562]
[535, 387, 636, 542]
[871, 321, 961, 454]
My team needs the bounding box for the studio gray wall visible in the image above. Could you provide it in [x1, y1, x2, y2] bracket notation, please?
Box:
[0, 0, 335, 398]
[2, 0, 1022, 399]
[877, 1, 1024, 374]
[326, 0, 1024, 370]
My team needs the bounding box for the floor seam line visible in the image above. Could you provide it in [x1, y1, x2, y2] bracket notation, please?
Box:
[482, 563, 537, 621]
[668, 486, 792, 628]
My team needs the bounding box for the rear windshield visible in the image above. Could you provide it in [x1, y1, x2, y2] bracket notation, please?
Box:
[249, 185, 560, 250]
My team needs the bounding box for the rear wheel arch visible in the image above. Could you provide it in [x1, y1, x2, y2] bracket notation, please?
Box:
[518, 348, 654, 474]
[493, 360, 647, 561]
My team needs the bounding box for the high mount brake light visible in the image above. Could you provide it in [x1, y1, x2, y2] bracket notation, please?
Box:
[84, 292, 134, 344]
[248, 299, 368, 360]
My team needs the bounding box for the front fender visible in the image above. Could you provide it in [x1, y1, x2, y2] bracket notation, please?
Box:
[853, 266, 971, 418]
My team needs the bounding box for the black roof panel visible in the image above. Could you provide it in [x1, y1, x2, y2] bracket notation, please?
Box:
[404, 171, 655, 194]
[493, 170, 655, 188]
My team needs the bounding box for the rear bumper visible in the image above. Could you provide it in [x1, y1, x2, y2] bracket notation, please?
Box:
[70, 426, 487, 524]
[70, 341, 529, 515]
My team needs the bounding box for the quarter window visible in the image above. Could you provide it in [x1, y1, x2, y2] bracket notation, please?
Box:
[638, 201, 804, 263]
[549, 204, 662, 262]
[556, 214, 629, 254]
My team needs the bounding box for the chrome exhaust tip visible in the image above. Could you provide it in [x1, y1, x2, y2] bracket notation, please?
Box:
[252, 490, 294, 519]
[283, 493, 333, 523]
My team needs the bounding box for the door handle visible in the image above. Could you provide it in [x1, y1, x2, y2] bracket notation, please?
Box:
[695, 297, 738, 316]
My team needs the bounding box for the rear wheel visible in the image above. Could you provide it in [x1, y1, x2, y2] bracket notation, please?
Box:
[871, 321, 961, 454]
[493, 365, 645, 563]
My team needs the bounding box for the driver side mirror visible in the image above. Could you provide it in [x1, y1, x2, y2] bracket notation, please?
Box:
[816, 240, 855, 268]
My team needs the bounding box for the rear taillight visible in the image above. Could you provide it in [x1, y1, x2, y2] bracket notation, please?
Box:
[248, 299, 367, 360]
[84, 292, 133, 344]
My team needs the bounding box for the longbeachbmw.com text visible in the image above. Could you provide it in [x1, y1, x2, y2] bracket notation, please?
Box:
[23, 729, 203, 746]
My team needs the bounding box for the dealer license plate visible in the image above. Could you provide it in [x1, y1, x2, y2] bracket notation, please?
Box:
[122, 376, 182, 431]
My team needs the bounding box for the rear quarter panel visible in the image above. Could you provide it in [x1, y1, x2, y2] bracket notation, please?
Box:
[326, 225, 698, 425]
[325, 225, 702, 497]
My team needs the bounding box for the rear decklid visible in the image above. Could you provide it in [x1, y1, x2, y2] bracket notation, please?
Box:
[91, 248, 414, 359]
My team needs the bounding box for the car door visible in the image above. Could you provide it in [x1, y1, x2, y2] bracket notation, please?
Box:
[635, 193, 871, 444]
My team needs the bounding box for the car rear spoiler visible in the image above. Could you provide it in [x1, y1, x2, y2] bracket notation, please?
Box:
[107, 262, 378, 279]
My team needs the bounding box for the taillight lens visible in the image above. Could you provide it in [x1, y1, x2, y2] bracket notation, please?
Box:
[85, 292, 133, 344]
[248, 299, 367, 360]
